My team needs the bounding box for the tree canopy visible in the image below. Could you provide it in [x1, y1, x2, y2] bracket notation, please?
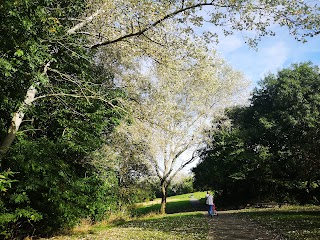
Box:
[193, 62, 320, 206]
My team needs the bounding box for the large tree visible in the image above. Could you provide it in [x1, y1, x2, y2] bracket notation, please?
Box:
[248, 62, 320, 202]
[115, 40, 248, 213]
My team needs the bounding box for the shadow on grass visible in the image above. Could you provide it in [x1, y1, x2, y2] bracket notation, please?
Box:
[118, 212, 207, 239]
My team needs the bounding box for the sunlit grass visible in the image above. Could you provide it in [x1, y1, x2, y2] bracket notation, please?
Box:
[132, 191, 207, 216]
[43, 212, 207, 240]
[138, 191, 206, 206]
[166, 191, 207, 201]
[132, 199, 195, 216]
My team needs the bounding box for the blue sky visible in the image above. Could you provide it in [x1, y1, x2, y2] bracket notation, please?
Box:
[214, 26, 320, 90]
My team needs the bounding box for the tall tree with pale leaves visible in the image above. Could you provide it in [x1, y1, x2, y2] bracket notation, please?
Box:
[116, 39, 249, 213]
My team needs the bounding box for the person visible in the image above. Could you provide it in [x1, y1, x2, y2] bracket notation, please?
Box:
[206, 192, 214, 217]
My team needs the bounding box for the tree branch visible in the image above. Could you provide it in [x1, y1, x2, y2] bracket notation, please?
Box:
[90, 2, 214, 49]
[33, 93, 120, 109]
[67, 3, 107, 35]
[169, 148, 200, 182]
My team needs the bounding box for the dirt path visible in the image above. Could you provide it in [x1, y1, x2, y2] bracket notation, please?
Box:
[190, 198, 284, 240]
[206, 211, 285, 240]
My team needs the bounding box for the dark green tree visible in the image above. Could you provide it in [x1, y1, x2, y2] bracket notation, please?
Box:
[0, 0, 89, 159]
[248, 62, 320, 203]
[193, 63, 320, 206]
[0, 1, 125, 238]
[193, 122, 273, 206]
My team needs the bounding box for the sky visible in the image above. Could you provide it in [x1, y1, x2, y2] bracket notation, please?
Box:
[213, 26, 320, 91]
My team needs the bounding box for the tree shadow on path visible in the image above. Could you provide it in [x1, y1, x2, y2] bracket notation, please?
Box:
[206, 211, 285, 240]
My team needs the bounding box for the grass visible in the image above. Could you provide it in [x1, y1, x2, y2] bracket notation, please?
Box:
[42, 212, 208, 240]
[40, 192, 208, 240]
[237, 205, 320, 240]
[132, 191, 207, 216]
[40, 192, 320, 240]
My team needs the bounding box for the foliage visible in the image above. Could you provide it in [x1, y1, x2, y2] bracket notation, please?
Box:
[167, 176, 194, 197]
[244, 62, 320, 203]
[0, 78, 122, 237]
[193, 126, 260, 206]
[79, 0, 320, 50]
[0, 0, 87, 134]
[0, 0, 125, 238]
[101, 128, 155, 206]
[0, 170, 42, 239]
[0, 170, 16, 193]
[193, 62, 320, 206]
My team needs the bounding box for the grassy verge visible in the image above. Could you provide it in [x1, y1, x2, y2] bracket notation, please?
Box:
[237, 205, 320, 240]
[41, 192, 208, 240]
[41, 192, 319, 240]
[43, 212, 207, 240]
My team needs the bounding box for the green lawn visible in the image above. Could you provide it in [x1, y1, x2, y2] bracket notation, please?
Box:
[132, 191, 207, 216]
[44, 212, 208, 240]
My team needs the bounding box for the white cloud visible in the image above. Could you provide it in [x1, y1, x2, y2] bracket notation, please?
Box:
[214, 26, 320, 89]
[216, 35, 244, 54]
[258, 41, 289, 78]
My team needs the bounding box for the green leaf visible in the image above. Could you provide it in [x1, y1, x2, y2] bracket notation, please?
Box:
[14, 49, 24, 57]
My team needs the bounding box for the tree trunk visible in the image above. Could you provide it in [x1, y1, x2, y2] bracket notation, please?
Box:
[160, 180, 167, 214]
[0, 85, 37, 161]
